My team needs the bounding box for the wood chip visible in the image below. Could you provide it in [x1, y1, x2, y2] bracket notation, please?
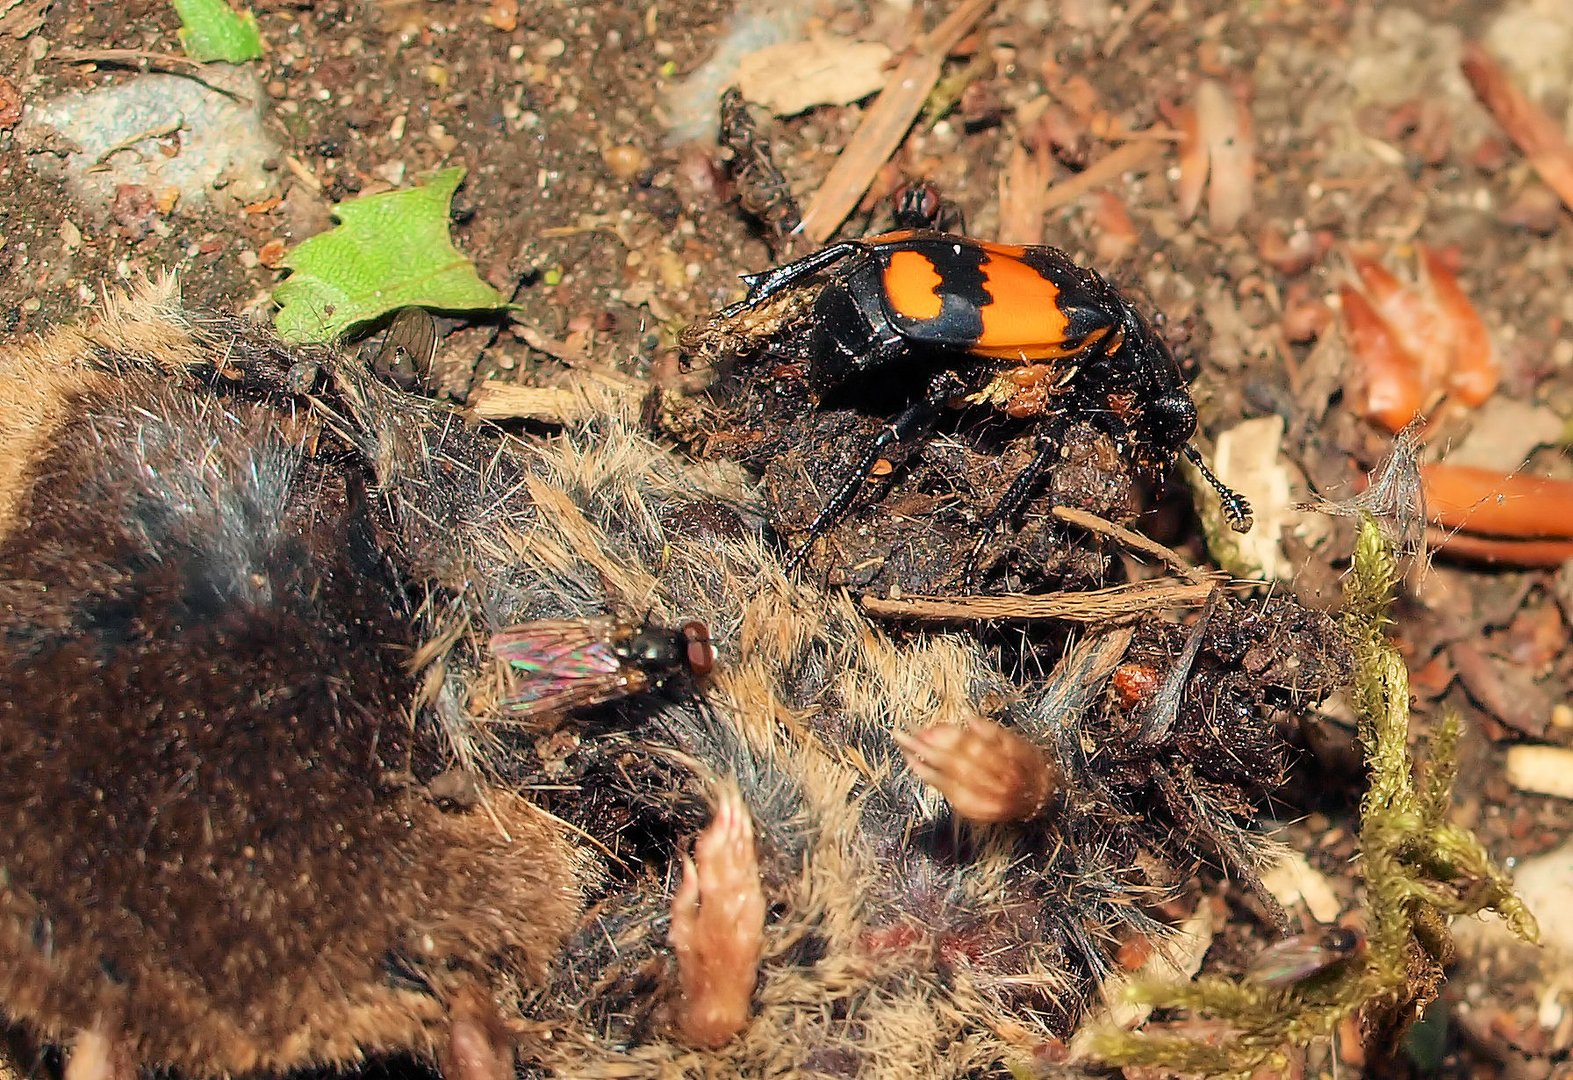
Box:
[1195, 78, 1254, 231]
[1261, 849, 1343, 924]
[1505, 745, 1573, 800]
[1463, 42, 1573, 216]
[0, 0, 48, 38]
[797, 0, 995, 242]
[735, 39, 892, 118]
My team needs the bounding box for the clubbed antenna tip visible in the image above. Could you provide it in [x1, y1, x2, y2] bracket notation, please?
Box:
[1184, 444, 1253, 533]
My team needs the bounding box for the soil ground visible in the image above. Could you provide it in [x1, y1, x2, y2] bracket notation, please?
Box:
[2, 0, 1572, 1077]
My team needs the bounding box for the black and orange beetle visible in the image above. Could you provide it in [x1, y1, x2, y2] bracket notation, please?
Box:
[716, 228, 1252, 571]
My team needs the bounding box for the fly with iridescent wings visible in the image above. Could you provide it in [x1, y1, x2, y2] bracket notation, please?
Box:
[489, 615, 716, 718]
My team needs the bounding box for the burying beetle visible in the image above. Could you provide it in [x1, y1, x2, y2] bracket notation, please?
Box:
[710, 228, 1253, 576]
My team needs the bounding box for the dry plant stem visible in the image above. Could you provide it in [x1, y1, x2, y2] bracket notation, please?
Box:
[1421, 464, 1573, 540]
[1052, 505, 1211, 582]
[860, 577, 1220, 622]
[469, 381, 600, 424]
[1040, 140, 1164, 215]
[1425, 528, 1573, 568]
[1463, 42, 1573, 214]
[895, 717, 1062, 823]
[797, 0, 995, 242]
[668, 785, 766, 1049]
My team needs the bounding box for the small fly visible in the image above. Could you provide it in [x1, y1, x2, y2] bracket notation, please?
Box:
[372, 307, 439, 390]
[1247, 926, 1366, 986]
[489, 615, 716, 717]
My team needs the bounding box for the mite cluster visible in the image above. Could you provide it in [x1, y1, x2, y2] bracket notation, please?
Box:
[0, 267, 1348, 1080]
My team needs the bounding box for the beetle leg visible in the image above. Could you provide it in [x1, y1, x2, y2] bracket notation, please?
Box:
[962, 416, 1071, 585]
[1182, 444, 1254, 532]
[720, 241, 869, 317]
[784, 371, 962, 574]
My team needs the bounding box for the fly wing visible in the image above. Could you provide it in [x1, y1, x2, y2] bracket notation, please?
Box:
[489, 619, 635, 715]
[1246, 937, 1336, 986]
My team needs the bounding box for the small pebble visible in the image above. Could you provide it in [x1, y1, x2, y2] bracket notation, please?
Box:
[602, 143, 649, 182]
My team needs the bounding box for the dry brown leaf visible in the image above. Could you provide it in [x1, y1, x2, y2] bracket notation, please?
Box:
[735, 38, 892, 118]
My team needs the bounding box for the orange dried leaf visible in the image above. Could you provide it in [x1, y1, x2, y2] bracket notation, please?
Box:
[1349, 254, 1450, 389]
[1422, 464, 1573, 540]
[1427, 529, 1573, 567]
[1340, 284, 1426, 433]
[1172, 102, 1205, 223]
[1420, 245, 1498, 406]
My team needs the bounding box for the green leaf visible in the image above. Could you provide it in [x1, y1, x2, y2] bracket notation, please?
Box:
[273, 167, 507, 343]
[172, 0, 264, 63]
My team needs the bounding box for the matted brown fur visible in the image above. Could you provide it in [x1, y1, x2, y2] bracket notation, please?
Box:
[0, 280, 587, 1076]
[0, 284, 1340, 1079]
[262, 333, 1329, 1078]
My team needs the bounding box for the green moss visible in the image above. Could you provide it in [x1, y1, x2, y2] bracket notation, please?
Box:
[1085, 518, 1536, 1078]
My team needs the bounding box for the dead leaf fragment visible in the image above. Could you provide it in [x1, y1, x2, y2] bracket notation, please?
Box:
[1505, 745, 1573, 800]
[1462, 42, 1573, 216]
[1194, 79, 1254, 231]
[1210, 414, 1296, 579]
[735, 38, 892, 118]
[0, 74, 20, 128]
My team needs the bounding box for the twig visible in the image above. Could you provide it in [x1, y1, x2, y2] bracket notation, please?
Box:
[87, 119, 187, 171]
[1051, 505, 1210, 583]
[797, 0, 995, 242]
[1101, 0, 1157, 59]
[1462, 42, 1573, 215]
[469, 382, 597, 424]
[859, 577, 1221, 622]
[55, 48, 250, 101]
[284, 154, 323, 193]
[1039, 139, 1163, 214]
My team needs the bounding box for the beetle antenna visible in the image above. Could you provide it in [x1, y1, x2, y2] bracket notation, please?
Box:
[1183, 444, 1253, 533]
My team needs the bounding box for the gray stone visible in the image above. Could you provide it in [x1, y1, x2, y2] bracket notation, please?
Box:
[20, 68, 279, 221]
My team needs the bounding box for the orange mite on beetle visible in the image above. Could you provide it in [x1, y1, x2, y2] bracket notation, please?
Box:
[717, 228, 1253, 573]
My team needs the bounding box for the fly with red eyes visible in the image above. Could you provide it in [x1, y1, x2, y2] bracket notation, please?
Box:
[490, 615, 716, 718]
[708, 229, 1253, 575]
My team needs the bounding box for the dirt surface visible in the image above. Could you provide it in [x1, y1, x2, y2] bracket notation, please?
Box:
[3, 0, 1573, 1077]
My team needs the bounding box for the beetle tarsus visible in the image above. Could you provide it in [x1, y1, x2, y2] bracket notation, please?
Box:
[1183, 444, 1254, 533]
